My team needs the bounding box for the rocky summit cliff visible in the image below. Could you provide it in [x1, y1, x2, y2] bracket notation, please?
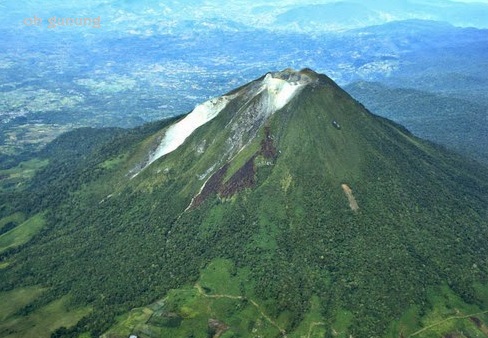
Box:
[1, 69, 488, 338]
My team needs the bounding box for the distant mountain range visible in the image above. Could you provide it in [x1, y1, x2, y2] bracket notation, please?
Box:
[4, 0, 488, 32]
[275, 0, 488, 31]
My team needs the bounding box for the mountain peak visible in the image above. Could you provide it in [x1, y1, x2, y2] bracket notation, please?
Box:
[266, 67, 318, 85]
[135, 68, 321, 175]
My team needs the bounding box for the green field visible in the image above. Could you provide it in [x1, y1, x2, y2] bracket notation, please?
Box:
[0, 293, 91, 338]
[103, 258, 287, 338]
[0, 213, 45, 254]
[0, 159, 49, 191]
[0, 286, 46, 321]
[0, 212, 25, 234]
[406, 285, 488, 337]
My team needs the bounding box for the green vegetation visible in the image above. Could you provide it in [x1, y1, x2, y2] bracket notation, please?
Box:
[405, 285, 488, 337]
[0, 70, 488, 337]
[103, 258, 284, 338]
[0, 213, 45, 254]
[0, 294, 91, 338]
[345, 81, 488, 164]
[0, 159, 49, 192]
[99, 154, 128, 170]
[0, 212, 25, 236]
[286, 296, 327, 338]
[0, 286, 46, 321]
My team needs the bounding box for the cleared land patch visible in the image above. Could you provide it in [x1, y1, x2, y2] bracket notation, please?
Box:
[341, 183, 359, 211]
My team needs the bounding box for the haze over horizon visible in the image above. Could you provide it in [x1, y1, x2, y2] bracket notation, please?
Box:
[1, 0, 487, 164]
[3, 0, 488, 33]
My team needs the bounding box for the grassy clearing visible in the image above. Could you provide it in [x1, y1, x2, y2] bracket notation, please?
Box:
[199, 259, 241, 295]
[0, 295, 91, 338]
[387, 305, 422, 337]
[406, 284, 488, 337]
[330, 309, 353, 338]
[0, 159, 49, 176]
[0, 213, 26, 229]
[0, 159, 49, 191]
[0, 213, 45, 254]
[0, 212, 26, 235]
[101, 306, 154, 338]
[99, 154, 127, 170]
[0, 286, 46, 321]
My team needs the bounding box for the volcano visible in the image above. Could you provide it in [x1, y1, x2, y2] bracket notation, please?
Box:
[1, 69, 488, 338]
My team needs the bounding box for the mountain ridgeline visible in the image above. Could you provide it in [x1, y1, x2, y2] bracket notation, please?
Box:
[1, 69, 488, 337]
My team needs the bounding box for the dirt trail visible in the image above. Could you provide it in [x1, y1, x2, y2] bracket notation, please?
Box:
[341, 184, 359, 211]
[408, 309, 488, 337]
[195, 283, 287, 337]
[194, 284, 330, 337]
[307, 321, 325, 338]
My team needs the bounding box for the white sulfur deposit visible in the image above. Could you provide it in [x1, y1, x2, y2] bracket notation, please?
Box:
[262, 73, 305, 111]
[145, 95, 232, 167]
